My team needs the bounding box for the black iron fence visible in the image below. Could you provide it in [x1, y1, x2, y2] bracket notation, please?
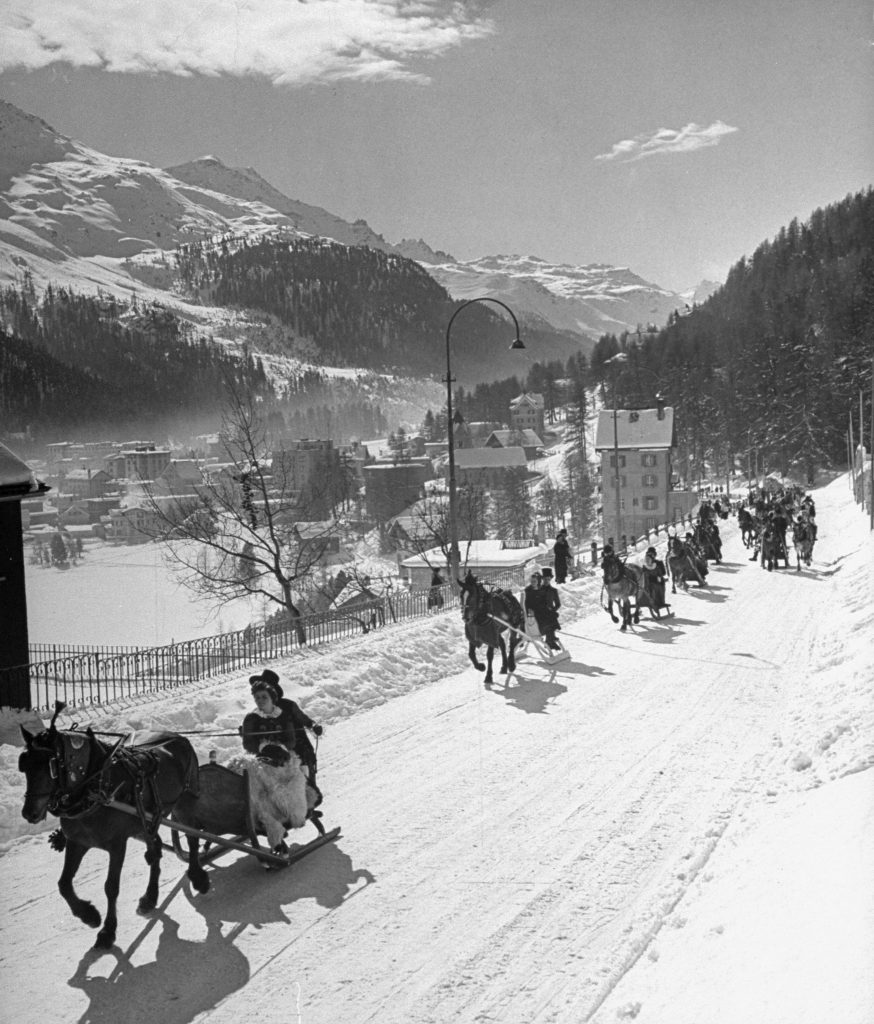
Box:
[5, 572, 507, 712]
[2, 512, 704, 713]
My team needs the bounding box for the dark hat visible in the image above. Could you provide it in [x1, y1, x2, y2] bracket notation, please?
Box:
[646, 546, 656, 556]
[557, 529, 567, 536]
[249, 668, 284, 699]
[541, 566, 553, 578]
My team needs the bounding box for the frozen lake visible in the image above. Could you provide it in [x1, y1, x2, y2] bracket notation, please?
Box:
[24, 541, 261, 647]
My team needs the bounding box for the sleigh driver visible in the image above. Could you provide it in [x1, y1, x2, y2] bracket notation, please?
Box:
[242, 669, 323, 787]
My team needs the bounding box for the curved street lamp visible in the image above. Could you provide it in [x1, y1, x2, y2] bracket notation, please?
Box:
[444, 298, 525, 584]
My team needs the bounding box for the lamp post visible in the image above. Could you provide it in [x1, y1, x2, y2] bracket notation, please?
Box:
[604, 352, 628, 547]
[444, 298, 525, 584]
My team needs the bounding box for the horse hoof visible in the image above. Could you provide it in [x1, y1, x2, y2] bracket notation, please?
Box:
[77, 903, 102, 929]
[474, 662, 485, 672]
[499, 666, 508, 675]
[620, 625, 627, 632]
[484, 677, 493, 686]
[94, 930, 116, 950]
[137, 897, 157, 916]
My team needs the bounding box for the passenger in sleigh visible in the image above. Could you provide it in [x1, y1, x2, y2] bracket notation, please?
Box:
[641, 547, 670, 615]
[522, 569, 562, 650]
[242, 669, 323, 789]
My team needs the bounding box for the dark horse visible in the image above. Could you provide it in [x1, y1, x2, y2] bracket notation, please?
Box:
[600, 555, 646, 630]
[19, 705, 206, 949]
[666, 536, 708, 593]
[737, 508, 759, 549]
[458, 572, 524, 684]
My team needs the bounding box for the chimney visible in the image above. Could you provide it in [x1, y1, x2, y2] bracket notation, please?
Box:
[656, 394, 665, 420]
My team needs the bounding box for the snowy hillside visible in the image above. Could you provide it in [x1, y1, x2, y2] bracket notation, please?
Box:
[0, 100, 691, 350]
[1, 474, 871, 1023]
[417, 252, 685, 339]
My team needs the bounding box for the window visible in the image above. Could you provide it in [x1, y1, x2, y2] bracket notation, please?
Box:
[609, 454, 627, 469]
[646, 517, 659, 530]
[641, 453, 657, 467]
[629, 411, 639, 423]
[632, 497, 639, 506]
[643, 474, 658, 488]
[620, 499, 626, 512]
[643, 496, 658, 511]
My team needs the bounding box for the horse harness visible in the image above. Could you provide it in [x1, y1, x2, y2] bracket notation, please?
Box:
[23, 728, 169, 836]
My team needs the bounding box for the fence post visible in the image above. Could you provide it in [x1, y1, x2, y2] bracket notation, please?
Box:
[590, 541, 598, 564]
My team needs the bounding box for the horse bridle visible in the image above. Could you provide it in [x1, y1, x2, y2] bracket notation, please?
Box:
[19, 733, 63, 814]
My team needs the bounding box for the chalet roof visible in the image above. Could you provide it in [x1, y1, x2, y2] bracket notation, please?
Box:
[294, 520, 339, 540]
[594, 407, 675, 451]
[454, 447, 527, 470]
[401, 538, 549, 571]
[486, 429, 543, 449]
[509, 392, 544, 410]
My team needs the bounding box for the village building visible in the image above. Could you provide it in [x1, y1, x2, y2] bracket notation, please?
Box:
[62, 468, 114, 500]
[484, 428, 543, 461]
[509, 393, 545, 436]
[363, 460, 433, 522]
[400, 538, 551, 590]
[594, 403, 698, 542]
[451, 447, 529, 490]
[272, 439, 343, 519]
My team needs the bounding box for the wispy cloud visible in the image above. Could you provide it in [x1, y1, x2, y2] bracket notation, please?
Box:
[1, 0, 494, 85]
[595, 121, 739, 163]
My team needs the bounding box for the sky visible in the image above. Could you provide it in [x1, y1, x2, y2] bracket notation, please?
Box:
[0, 0, 871, 291]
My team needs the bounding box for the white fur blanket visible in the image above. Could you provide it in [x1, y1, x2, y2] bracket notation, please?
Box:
[225, 752, 309, 848]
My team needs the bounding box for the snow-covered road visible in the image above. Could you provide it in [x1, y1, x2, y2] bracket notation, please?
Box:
[1, 476, 872, 1024]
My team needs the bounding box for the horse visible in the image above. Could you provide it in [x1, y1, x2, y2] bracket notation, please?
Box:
[458, 572, 524, 684]
[694, 522, 722, 563]
[791, 521, 814, 570]
[171, 744, 325, 868]
[600, 555, 646, 630]
[18, 707, 206, 949]
[760, 527, 782, 571]
[666, 536, 708, 593]
[738, 508, 759, 549]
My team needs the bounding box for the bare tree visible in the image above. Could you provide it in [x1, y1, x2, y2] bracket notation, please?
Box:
[407, 487, 487, 573]
[141, 388, 342, 644]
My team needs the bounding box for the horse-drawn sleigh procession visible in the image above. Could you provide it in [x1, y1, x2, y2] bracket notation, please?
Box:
[18, 700, 340, 949]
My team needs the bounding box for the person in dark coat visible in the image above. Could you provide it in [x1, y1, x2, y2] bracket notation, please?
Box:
[428, 567, 445, 610]
[552, 529, 571, 584]
[641, 546, 669, 614]
[242, 669, 323, 785]
[523, 570, 562, 649]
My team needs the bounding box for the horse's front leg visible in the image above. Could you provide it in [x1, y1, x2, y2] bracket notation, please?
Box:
[58, 838, 102, 930]
[95, 840, 127, 949]
[607, 598, 619, 624]
[468, 641, 485, 672]
[506, 633, 518, 673]
[498, 635, 510, 675]
[484, 646, 495, 685]
[138, 835, 163, 915]
[619, 600, 629, 631]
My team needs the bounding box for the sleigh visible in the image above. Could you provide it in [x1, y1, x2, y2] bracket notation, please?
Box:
[489, 613, 571, 665]
[146, 757, 340, 870]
